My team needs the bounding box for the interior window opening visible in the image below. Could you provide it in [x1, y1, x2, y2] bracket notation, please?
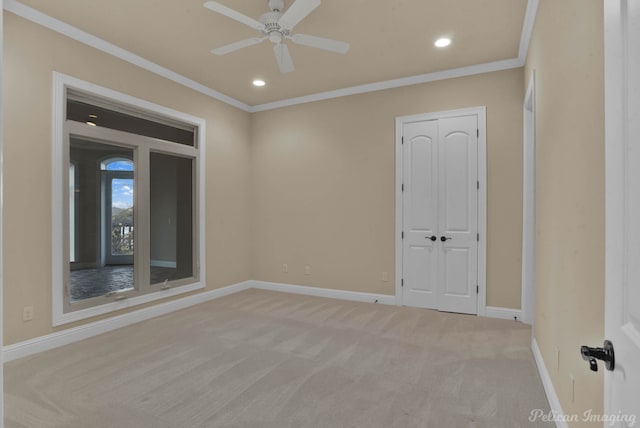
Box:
[55, 76, 204, 326]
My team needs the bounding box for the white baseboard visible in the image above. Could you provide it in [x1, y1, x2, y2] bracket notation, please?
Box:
[485, 305, 522, 321]
[531, 337, 568, 428]
[70, 262, 99, 270]
[3, 280, 252, 362]
[4, 280, 394, 362]
[3, 280, 522, 362]
[250, 280, 397, 306]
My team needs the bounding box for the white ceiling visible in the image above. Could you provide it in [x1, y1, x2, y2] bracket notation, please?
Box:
[9, 0, 531, 109]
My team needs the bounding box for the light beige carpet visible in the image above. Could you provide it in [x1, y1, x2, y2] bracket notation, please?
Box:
[4, 289, 552, 427]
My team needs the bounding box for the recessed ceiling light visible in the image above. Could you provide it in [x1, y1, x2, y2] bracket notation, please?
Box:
[252, 79, 266, 87]
[88, 114, 98, 119]
[435, 38, 452, 48]
[86, 121, 97, 127]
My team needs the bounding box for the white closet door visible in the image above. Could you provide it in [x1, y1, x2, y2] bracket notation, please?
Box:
[401, 115, 478, 315]
[437, 115, 478, 314]
[402, 120, 439, 309]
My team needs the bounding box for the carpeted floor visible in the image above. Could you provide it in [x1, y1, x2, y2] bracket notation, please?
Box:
[4, 289, 552, 427]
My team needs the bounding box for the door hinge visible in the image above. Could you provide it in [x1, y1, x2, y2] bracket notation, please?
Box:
[402, 231, 404, 240]
[477, 285, 479, 294]
[401, 278, 404, 287]
[402, 183, 404, 192]
[477, 180, 479, 190]
[401, 136, 404, 144]
[477, 233, 479, 241]
[477, 129, 479, 138]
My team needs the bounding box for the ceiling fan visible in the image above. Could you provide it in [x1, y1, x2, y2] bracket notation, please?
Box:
[203, 0, 350, 73]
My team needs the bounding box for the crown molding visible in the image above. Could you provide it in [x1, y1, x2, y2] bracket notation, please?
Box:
[518, 0, 540, 63]
[3, 0, 252, 112]
[252, 0, 539, 112]
[249, 58, 522, 112]
[4, 0, 538, 113]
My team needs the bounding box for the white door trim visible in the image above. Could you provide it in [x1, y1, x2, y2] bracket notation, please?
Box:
[0, 1, 5, 426]
[395, 106, 487, 315]
[604, 0, 640, 418]
[521, 71, 536, 326]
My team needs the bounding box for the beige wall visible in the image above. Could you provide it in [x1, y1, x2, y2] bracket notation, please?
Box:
[525, 0, 605, 425]
[3, 13, 252, 345]
[2, 2, 611, 422]
[3, 11, 526, 346]
[251, 68, 524, 308]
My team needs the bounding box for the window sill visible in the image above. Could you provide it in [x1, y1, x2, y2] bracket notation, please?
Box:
[52, 281, 205, 327]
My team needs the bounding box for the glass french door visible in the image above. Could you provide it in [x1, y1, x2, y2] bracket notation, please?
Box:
[104, 172, 134, 265]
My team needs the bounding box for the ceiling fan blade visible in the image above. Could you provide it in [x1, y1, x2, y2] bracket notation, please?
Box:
[203, 1, 265, 31]
[290, 34, 350, 54]
[274, 43, 295, 73]
[211, 37, 267, 55]
[278, 0, 321, 30]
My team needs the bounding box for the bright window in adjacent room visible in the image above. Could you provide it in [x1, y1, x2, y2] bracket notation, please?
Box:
[53, 74, 206, 325]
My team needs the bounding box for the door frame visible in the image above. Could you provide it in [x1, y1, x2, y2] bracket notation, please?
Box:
[395, 106, 487, 315]
[604, 0, 639, 417]
[521, 71, 536, 326]
[0, 2, 5, 426]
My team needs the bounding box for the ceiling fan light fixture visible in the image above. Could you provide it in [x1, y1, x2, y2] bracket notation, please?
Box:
[269, 31, 283, 44]
[435, 37, 452, 48]
[252, 79, 266, 87]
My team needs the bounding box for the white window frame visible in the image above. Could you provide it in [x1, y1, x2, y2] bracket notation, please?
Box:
[52, 72, 206, 326]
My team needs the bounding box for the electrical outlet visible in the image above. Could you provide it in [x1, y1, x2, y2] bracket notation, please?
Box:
[304, 265, 311, 275]
[282, 264, 288, 273]
[381, 272, 389, 282]
[23, 306, 34, 321]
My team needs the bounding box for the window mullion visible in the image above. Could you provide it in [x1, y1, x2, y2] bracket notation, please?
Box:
[62, 125, 72, 313]
[136, 146, 151, 294]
